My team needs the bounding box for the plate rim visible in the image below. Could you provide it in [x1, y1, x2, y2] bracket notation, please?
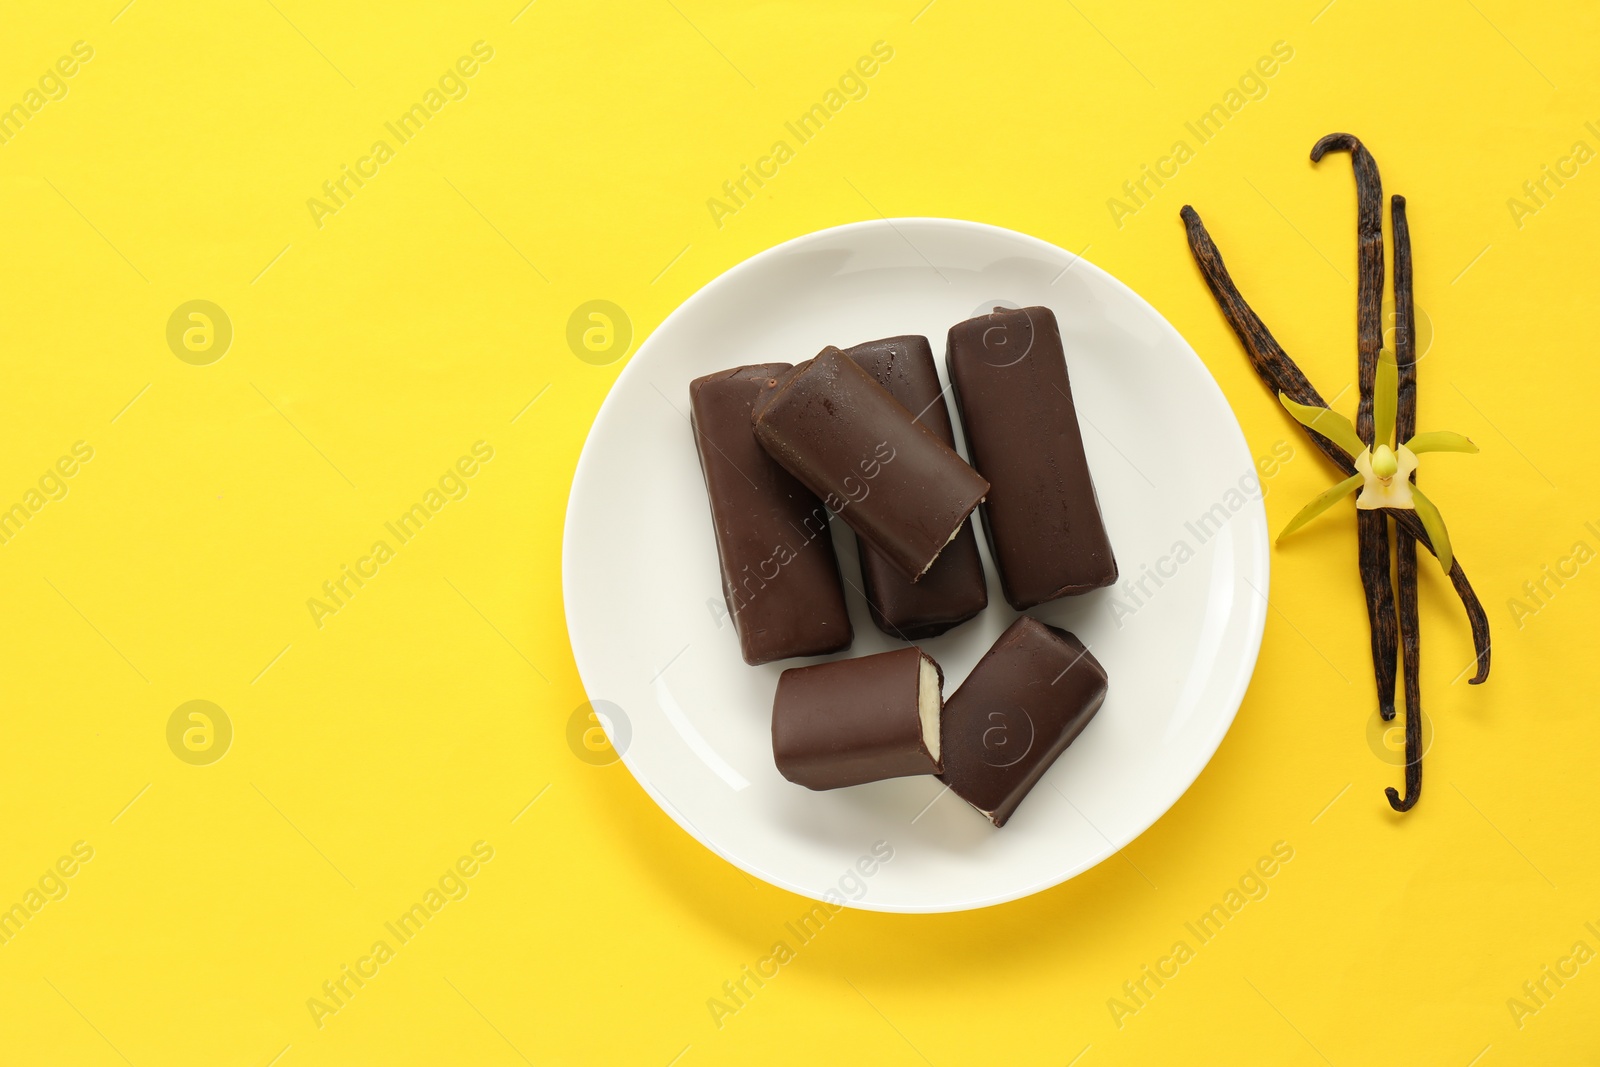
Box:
[561, 216, 1269, 913]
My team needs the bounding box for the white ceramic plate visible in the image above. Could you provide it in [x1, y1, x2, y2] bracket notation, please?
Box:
[562, 219, 1268, 913]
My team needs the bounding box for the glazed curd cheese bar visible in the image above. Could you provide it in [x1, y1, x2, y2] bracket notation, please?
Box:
[946, 306, 1117, 609]
[751, 347, 989, 582]
[938, 616, 1107, 827]
[772, 647, 943, 790]
[841, 335, 988, 639]
[690, 364, 853, 665]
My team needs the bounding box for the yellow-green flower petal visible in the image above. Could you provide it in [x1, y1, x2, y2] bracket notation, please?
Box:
[1278, 394, 1365, 458]
[1278, 473, 1363, 541]
[1411, 485, 1453, 573]
[1405, 430, 1478, 455]
[1375, 349, 1397, 448]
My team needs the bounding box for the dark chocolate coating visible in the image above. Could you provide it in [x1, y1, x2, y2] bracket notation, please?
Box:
[841, 335, 988, 639]
[946, 306, 1117, 609]
[751, 348, 990, 582]
[938, 616, 1107, 827]
[772, 647, 942, 790]
[690, 364, 852, 665]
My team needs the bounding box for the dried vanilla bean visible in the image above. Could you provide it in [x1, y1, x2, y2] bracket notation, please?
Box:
[1387, 194, 1423, 812]
[1312, 133, 1399, 721]
[1179, 205, 1490, 683]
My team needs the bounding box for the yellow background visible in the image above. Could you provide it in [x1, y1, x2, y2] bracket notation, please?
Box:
[1, 0, 1594, 1062]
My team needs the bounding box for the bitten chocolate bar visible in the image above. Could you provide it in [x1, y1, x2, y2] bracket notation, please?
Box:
[946, 306, 1117, 609]
[690, 364, 852, 665]
[751, 348, 990, 582]
[772, 647, 943, 790]
[938, 616, 1107, 827]
[841, 335, 988, 639]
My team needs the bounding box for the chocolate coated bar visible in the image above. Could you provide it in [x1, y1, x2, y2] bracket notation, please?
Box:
[690, 364, 852, 665]
[772, 647, 943, 790]
[841, 335, 988, 639]
[938, 616, 1107, 827]
[946, 306, 1117, 609]
[752, 348, 990, 582]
